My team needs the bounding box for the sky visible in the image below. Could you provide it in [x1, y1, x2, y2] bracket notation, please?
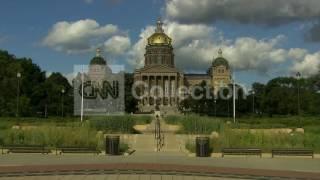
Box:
[0, 0, 319, 88]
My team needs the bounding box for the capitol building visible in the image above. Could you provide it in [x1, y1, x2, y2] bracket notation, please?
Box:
[134, 20, 232, 114]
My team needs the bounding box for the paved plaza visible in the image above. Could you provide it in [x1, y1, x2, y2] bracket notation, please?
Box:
[1, 174, 242, 180]
[0, 152, 319, 179]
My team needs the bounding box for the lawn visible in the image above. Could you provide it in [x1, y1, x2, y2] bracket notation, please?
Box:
[165, 114, 320, 153]
[164, 114, 224, 134]
[1, 114, 319, 153]
[0, 115, 152, 150]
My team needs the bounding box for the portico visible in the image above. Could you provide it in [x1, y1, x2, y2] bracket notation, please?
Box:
[140, 73, 179, 106]
[134, 65, 184, 113]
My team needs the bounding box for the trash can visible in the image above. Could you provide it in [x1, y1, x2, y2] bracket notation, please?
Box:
[106, 135, 120, 155]
[196, 137, 210, 157]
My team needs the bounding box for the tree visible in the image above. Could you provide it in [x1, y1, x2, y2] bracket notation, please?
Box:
[250, 82, 266, 115]
[124, 73, 138, 113]
[0, 50, 46, 116]
[45, 73, 72, 117]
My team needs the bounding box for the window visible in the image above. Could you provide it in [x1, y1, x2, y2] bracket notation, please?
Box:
[157, 56, 161, 64]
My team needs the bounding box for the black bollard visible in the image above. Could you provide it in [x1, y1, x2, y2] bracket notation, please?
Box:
[196, 137, 210, 157]
[106, 135, 120, 155]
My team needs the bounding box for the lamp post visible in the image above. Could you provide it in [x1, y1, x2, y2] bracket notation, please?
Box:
[61, 88, 65, 118]
[232, 78, 236, 123]
[296, 72, 301, 126]
[81, 65, 84, 123]
[214, 98, 217, 117]
[44, 90, 48, 118]
[227, 97, 230, 118]
[16, 72, 21, 117]
[252, 90, 255, 114]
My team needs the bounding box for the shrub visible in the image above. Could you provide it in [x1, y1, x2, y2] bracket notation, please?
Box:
[165, 114, 224, 134]
[212, 127, 320, 152]
[185, 140, 196, 153]
[1, 125, 101, 148]
[89, 115, 151, 133]
[119, 143, 129, 153]
[185, 138, 214, 154]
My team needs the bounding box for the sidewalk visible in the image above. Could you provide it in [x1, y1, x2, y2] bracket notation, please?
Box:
[0, 161, 320, 179]
[0, 152, 319, 174]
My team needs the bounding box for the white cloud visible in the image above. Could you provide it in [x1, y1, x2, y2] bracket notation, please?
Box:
[104, 35, 131, 56]
[292, 52, 320, 77]
[288, 48, 308, 60]
[128, 20, 320, 77]
[165, 0, 320, 25]
[166, 21, 215, 47]
[43, 19, 319, 78]
[127, 26, 155, 67]
[43, 19, 119, 54]
[129, 21, 291, 74]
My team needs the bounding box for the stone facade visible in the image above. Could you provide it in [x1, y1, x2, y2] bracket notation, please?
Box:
[184, 74, 211, 87]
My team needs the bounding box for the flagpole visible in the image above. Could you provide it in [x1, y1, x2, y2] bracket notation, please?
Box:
[81, 65, 84, 123]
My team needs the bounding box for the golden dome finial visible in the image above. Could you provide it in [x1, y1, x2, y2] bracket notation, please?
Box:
[218, 48, 223, 57]
[96, 48, 102, 57]
[155, 17, 164, 33]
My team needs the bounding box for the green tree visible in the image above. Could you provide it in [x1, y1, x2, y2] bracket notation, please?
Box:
[124, 73, 138, 113]
[0, 50, 46, 116]
[45, 73, 72, 117]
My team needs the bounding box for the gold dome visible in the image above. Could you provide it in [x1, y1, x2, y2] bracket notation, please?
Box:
[148, 33, 172, 45]
[147, 19, 172, 46]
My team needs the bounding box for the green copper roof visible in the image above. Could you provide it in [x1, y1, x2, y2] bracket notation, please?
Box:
[212, 57, 229, 68]
[90, 56, 106, 65]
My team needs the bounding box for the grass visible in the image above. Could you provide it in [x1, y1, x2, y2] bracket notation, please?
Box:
[165, 114, 320, 131]
[164, 114, 224, 134]
[0, 123, 103, 149]
[89, 115, 151, 133]
[185, 139, 214, 154]
[1, 115, 320, 153]
[211, 127, 320, 153]
[185, 128, 320, 153]
[0, 115, 152, 150]
[173, 114, 320, 153]
[0, 115, 151, 133]
[234, 116, 320, 129]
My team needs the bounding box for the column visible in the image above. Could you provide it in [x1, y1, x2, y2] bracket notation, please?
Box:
[171, 76, 176, 106]
[142, 76, 145, 106]
[161, 75, 164, 106]
[176, 75, 179, 106]
[165, 75, 169, 106]
[147, 76, 150, 106]
[168, 75, 172, 106]
[155, 75, 159, 105]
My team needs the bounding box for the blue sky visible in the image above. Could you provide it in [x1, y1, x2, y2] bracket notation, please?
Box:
[0, 0, 319, 88]
[0, 0, 162, 71]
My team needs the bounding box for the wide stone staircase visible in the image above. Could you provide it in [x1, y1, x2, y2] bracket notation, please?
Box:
[130, 116, 184, 152]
